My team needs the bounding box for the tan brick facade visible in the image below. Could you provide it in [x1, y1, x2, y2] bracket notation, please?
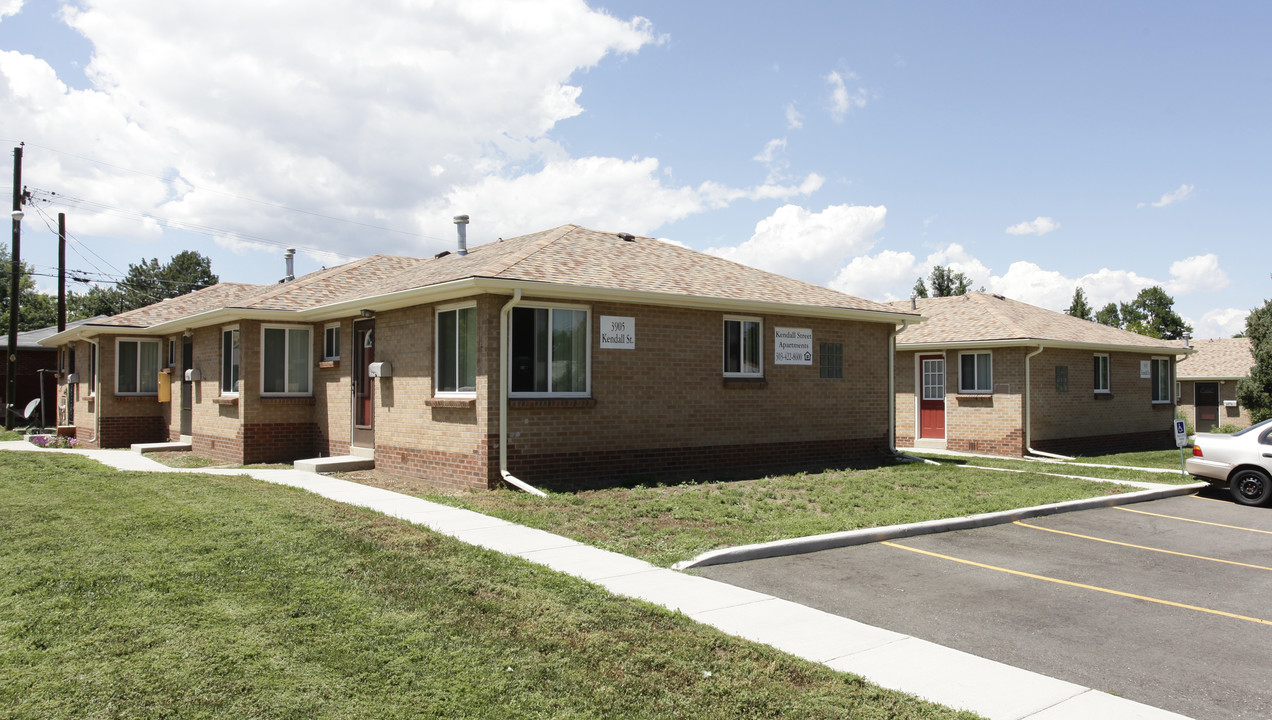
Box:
[1177, 380, 1253, 432]
[55, 291, 896, 490]
[895, 346, 1177, 457]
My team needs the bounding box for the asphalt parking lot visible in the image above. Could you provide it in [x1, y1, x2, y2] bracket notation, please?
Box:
[697, 487, 1272, 720]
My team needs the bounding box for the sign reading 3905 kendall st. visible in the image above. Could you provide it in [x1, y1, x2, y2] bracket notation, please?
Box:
[599, 316, 635, 349]
[774, 327, 813, 365]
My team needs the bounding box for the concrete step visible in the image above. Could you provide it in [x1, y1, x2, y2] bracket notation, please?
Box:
[132, 441, 193, 454]
[294, 455, 375, 473]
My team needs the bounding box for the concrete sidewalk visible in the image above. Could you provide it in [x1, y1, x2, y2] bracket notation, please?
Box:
[1, 440, 1195, 720]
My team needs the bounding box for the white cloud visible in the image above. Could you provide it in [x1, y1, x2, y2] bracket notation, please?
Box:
[1194, 308, 1249, 339]
[1138, 183, 1194, 209]
[826, 70, 867, 122]
[830, 249, 917, 300]
[0, 0, 679, 263]
[0, 0, 22, 20]
[1165, 253, 1228, 295]
[1005, 216, 1060, 236]
[753, 138, 790, 183]
[706, 203, 887, 285]
[431, 157, 823, 239]
[785, 103, 803, 130]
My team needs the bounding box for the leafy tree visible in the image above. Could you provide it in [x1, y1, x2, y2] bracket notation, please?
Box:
[911, 276, 929, 299]
[1237, 298, 1272, 423]
[65, 251, 220, 319]
[1124, 286, 1191, 340]
[115, 250, 218, 313]
[926, 265, 972, 297]
[1066, 287, 1093, 321]
[1095, 302, 1121, 328]
[1, 242, 58, 331]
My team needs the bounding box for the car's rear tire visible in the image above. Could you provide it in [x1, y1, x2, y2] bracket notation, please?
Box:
[1229, 468, 1272, 506]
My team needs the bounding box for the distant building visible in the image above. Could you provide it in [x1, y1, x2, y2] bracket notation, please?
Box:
[1176, 337, 1255, 431]
[890, 292, 1190, 457]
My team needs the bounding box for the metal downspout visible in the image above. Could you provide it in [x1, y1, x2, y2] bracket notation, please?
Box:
[889, 320, 910, 454]
[497, 289, 547, 498]
[1024, 344, 1073, 460]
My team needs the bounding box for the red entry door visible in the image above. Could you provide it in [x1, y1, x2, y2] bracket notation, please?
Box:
[919, 355, 946, 439]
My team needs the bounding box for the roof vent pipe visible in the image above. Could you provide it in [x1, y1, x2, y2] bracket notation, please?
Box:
[910, 295, 917, 310]
[1183, 332, 1191, 348]
[454, 214, 470, 256]
[283, 248, 296, 282]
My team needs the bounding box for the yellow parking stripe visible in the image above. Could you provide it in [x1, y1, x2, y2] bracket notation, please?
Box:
[1115, 506, 1272, 535]
[881, 541, 1272, 627]
[1012, 521, 1272, 571]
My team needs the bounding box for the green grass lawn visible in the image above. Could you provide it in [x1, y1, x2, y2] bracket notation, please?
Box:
[0, 451, 981, 720]
[414, 461, 1141, 567]
[1070, 448, 1192, 470]
[909, 452, 1192, 484]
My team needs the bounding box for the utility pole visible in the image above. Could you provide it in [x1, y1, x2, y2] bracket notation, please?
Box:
[6, 143, 22, 430]
[58, 213, 66, 332]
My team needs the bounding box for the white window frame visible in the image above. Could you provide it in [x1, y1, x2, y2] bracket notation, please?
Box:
[723, 316, 764, 378]
[1093, 354, 1110, 394]
[435, 302, 478, 397]
[958, 351, 993, 394]
[323, 322, 341, 361]
[1151, 356, 1171, 404]
[115, 337, 161, 396]
[508, 302, 591, 398]
[221, 326, 240, 396]
[260, 324, 313, 397]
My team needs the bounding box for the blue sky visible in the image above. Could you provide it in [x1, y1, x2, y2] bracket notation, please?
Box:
[1, 1, 1267, 336]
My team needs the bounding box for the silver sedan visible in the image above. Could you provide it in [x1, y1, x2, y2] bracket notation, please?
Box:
[1186, 417, 1272, 505]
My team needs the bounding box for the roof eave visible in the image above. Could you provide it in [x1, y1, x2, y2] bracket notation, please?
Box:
[40, 276, 928, 341]
[895, 338, 1193, 355]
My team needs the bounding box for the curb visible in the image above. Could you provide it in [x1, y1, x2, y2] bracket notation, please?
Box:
[673, 482, 1209, 570]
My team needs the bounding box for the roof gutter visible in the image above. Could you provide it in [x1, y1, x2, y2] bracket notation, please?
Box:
[889, 320, 911, 454]
[898, 338, 1191, 356]
[497, 289, 546, 498]
[1023, 344, 1073, 460]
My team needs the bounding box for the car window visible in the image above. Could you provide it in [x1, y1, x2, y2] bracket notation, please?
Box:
[1234, 418, 1272, 438]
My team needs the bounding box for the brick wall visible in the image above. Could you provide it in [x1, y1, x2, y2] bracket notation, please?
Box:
[1178, 379, 1253, 431]
[895, 346, 1178, 457]
[1030, 348, 1176, 451]
[494, 297, 893, 488]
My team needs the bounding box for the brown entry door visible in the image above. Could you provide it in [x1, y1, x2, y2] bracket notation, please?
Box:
[919, 355, 946, 439]
[352, 320, 375, 448]
[1195, 382, 1219, 431]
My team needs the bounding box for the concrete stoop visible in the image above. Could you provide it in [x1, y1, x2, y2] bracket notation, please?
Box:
[131, 441, 193, 454]
[294, 455, 375, 473]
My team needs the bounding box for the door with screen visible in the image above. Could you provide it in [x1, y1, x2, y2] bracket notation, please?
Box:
[1195, 382, 1219, 431]
[919, 355, 946, 439]
[352, 319, 375, 449]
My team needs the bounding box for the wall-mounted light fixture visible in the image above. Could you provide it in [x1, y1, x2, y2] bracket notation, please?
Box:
[359, 309, 374, 319]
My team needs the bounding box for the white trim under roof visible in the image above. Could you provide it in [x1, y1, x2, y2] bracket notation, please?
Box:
[896, 338, 1192, 356]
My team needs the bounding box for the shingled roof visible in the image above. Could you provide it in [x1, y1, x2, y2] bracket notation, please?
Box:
[1177, 337, 1254, 379]
[887, 292, 1184, 352]
[57, 225, 915, 337]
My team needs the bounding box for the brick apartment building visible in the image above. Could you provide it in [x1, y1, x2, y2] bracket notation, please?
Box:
[891, 292, 1191, 457]
[42, 225, 921, 491]
[1176, 337, 1255, 432]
